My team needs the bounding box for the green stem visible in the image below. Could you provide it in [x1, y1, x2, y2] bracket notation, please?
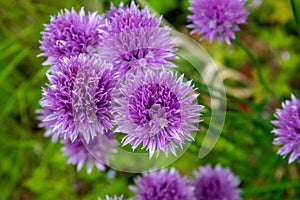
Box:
[235, 37, 275, 96]
[291, 0, 300, 35]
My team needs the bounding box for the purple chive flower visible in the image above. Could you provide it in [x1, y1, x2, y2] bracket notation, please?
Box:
[192, 164, 241, 200]
[37, 55, 116, 143]
[99, 1, 176, 75]
[113, 69, 203, 158]
[272, 94, 300, 163]
[62, 131, 116, 173]
[39, 7, 103, 65]
[99, 27, 175, 75]
[130, 168, 194, 200]
[188, 0, 248, 44]
[102, 1, 161, 36]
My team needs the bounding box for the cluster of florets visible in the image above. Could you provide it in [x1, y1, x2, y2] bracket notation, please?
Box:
[102, 165, 241, 200]
[36, 0, 300, 199]
[38, 1, 203, 173]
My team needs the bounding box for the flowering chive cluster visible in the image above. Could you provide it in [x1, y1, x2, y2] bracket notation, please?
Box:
[36, 0, 300, 198]
[38, 1, 203, 172]
[101, 165, 241, 200]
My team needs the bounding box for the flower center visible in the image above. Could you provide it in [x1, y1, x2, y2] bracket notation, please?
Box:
[149, 104, 168, 129]
[128, 83, 181, 128]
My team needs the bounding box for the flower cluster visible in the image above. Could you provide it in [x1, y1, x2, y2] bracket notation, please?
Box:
[38, 1, 202, 172]
[102, 165, 241, 200]
[36, 0, 300, 199]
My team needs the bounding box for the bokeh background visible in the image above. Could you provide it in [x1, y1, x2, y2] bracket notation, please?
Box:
[1, 0, 300, 199]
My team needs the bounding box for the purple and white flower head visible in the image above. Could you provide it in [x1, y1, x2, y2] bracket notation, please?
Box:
[37, 55, 116, 143]
[112, 68, 203, 158]
[272, 94, 300, 163]
[102, 1, 161, 36]
[39, 7, 103, 65]
[192, 164, 241, 200]
[99, 27, 176, 75]
[130, 168, 194, 200]
[62, 131, 116, 173]
[99, 1, 176, 75]
[188, 0, 248, 44]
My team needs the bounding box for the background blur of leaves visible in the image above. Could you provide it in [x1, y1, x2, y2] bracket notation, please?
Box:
[1, 0, 300, 199]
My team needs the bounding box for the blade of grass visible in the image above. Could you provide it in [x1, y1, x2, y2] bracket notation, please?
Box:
[291, 0, 300, 35]
[234, 37, 276, 97]
[0, 48, 29, 81]
[243, 180, 300, 195]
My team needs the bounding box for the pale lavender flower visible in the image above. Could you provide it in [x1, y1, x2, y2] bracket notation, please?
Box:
[113, 69, 203, 158]
[37, 55, 116, 143]
[39, 7, 103, 65]
[130, 168, 194, 200]
[272, 94, 300, 163]
[188, 0, 248, 44]
[62, 131, 116, 173]
[99, 1, 176, 75]
[192, 164, 241, 200]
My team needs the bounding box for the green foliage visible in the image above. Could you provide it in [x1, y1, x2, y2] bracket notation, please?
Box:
[1, 0, 300, 200]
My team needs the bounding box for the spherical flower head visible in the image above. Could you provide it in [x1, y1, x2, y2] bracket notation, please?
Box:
[130, 168, 194, 200]
[272, 94, 300, 163]
[37, 55, 116, 143]
[102, 1, 161, 36]
[112, 68, 203, 158]
[99, 27, 176, 76]
[192, 164, 241, 200]
[188, 0, 248, 44]
[62, 131, 116, 173]
[39, 7, 103, 65]
[99, 1, 176, 76]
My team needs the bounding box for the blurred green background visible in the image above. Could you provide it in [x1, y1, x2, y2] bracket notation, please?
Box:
[1, 0, 300, 199]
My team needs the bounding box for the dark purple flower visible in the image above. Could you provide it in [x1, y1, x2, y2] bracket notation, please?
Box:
[272, 95, 300, 163]
[130, 168, 194, 200]
[112, 69, 203, 158]
[39, 7, 103, 65]
[37, 55, 116, 143]
[99, 1, 176, 75]
[188, 0, 248, 44]
[62, 131, 116, 173]
[192, 164, 241, 200]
